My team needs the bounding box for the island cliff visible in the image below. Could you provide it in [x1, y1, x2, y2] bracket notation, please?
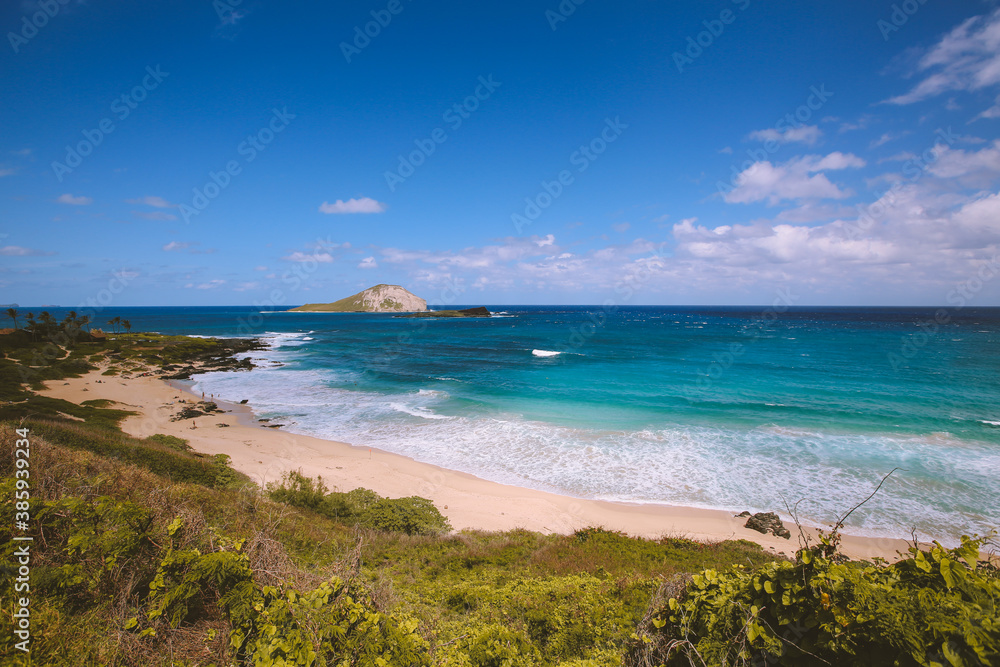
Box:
[288, 284, 428, 313]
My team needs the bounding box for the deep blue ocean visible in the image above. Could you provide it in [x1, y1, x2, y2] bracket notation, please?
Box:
[32, 305, 1000, 543]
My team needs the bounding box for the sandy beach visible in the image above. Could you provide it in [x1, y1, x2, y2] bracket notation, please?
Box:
[40, 367, 920, 561]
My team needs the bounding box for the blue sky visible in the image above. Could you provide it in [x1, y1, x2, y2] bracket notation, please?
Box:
[2, 0, 1000, 307]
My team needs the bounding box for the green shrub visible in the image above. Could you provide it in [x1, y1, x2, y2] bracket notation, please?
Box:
[267, 470, 369, 521]
[631, 531, 1000, 666]
[146, 433, 190, 451]
[435, 572, 649, 664]
[230, 577, 430, 666]
[360, 496, 452, 536]
[267, 470, 451, 534]
[439, 623, 540, 666]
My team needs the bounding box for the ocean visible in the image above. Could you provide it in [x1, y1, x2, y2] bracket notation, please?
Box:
[33, 305, 1000, 543]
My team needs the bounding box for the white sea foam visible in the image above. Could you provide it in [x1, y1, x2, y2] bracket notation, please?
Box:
[418, 389, 449, 398]
[190, 354, 1000, 545]
[389, 402, 452, 420]
[980, 420, 1000, 426]
[532, 349, 561, 357]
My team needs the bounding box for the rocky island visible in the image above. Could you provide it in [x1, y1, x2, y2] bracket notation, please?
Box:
[288, 284, 427, 313]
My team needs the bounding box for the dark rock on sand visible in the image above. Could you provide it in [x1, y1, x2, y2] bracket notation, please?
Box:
[744, 512, 791, 539]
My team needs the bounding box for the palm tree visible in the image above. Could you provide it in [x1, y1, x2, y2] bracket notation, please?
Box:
[24, 312, 36, 341]
[79, 315, 91, 332]
[108, 316, 121, 334]
[38, 311, 56, 338]
[122, 319, 132, 333]
[5, 307, 18, 330]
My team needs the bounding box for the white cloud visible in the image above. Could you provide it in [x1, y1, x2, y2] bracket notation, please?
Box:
[724, 152, 865, 205]
[283, 251, 334, 263]
[535, 234, 555, 247]
[838, 115, 874, 133]
[57, 193, 92, 205]
[318, 197, 386, 214]
[885, 9, 1000, 105]
[233, 281, 259, 292]
[878, 151, 918, 164]
[162, 241, 190, 252]
[718, 146, 733, 154]
[358, 256, 378, 269]
[134, 211, 177, 221]
[870, 132, 900, 148]
[254, 265, 268, 271]
[126, 196, 174, 208]
[748, 125, 822, 146]
[0, 245, 52, 256]
[613, 222, 631, 233]
[973, 94, 1000, 122]
[927, 139, 1000, 187]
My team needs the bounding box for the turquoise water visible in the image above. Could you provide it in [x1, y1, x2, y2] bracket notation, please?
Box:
[36, 305, 1000, 542]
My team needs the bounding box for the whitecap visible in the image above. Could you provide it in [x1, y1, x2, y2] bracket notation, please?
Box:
[388, 402, 452, 420]
[532, 349, 561, 357]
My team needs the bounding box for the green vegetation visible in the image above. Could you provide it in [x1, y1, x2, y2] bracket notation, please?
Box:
[631, 530, 1000, 666]
[1, 332, 997, 665]
[267, 470, 451, 535]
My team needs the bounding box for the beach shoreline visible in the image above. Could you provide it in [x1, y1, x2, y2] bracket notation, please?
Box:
[37, 364, 924, 561]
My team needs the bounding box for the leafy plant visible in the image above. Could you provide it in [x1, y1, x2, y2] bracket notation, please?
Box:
[631, 531, 1000, 666]
[360, 496, 452, 536]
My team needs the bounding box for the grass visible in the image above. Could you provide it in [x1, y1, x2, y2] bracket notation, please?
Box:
[0, 425, 780, 665]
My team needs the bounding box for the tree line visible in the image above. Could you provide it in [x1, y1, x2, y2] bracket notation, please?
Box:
[4, 307, 131, 341]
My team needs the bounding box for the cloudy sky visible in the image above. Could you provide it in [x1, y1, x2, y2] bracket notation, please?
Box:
[2, 0, 1000, 306]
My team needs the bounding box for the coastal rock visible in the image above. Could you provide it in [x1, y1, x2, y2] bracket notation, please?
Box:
[396, 306, 491, 318]
[289, 284, 427, 313]
[744, 512, 791, 539]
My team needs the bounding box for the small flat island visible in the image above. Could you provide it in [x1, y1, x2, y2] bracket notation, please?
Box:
[396, 306, 492, 318]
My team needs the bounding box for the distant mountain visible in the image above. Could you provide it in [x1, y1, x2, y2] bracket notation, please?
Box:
[288, 284, 427, 313]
